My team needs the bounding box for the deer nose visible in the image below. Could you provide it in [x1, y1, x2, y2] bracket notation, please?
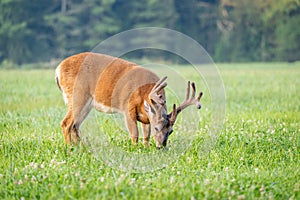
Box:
[157, 145, 168, 150]
[156, 141, 163, 149]
[157, 140, 168, 149]
[196, 103, 201, 109]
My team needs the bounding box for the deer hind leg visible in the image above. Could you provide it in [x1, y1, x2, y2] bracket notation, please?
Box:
[72, 97, 93, 142]
[61, 96, 93, 145]
[61, 107, 73, 144]
[61, 108, 81, 145]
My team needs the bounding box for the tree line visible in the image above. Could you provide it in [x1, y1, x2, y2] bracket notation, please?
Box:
[0, 0, 299, 65]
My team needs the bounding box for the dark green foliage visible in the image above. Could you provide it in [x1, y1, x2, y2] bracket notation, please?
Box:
[275, 10, 300, 62]
[0, 0, 299, 65]
[0, 0, 57, 64]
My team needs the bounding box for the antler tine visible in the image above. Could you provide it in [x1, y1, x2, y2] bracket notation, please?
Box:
[192, 82, 197, 98]
[154, 82, 167, 95]
[185, 81, 190, 100]
[149, 76, 167, 105]
[154, 76, 167, 90]
[168, 81, 203, 125]
[177, 81, 202, 113]
[196, 92, 203, 108]
[169, 104, 177, 125]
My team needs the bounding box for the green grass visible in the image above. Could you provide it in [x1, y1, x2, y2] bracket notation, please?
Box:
[0, 63, 299, 199]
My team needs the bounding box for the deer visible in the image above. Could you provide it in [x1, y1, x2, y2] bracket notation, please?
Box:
[55, 52, 203, 149]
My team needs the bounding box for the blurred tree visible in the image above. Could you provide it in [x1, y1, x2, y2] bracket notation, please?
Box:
[46, 0, 120, 59]
[271, 0, 300, 61]
[215, 0, 300, 62]
[0, 0, 299, 65]
[112, 0, 177, 59]
[215, 0, 265, 61]
[113, 0, 176, 29]
[0, 0, 56, 64]
[174, 0, 221, 55]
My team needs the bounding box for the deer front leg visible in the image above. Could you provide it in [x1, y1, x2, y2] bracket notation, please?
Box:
[142, 123, 151, 147]
[125, 114, 139, 145]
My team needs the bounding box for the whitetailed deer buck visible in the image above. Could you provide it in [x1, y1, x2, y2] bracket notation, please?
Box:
[55, 52, 203, 149]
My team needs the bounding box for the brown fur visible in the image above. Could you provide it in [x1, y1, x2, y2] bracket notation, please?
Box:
[56, 52, 165, 145]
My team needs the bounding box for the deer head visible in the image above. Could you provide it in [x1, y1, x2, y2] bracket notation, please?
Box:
[144, 76, 203, 149]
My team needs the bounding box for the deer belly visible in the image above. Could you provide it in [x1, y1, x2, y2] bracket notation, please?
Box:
[93, 99, 122, 114]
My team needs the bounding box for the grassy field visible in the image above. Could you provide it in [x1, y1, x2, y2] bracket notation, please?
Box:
[0, 63, 299, 199]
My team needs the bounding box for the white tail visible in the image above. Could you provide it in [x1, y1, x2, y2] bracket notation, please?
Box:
[55, 52, 203, 149]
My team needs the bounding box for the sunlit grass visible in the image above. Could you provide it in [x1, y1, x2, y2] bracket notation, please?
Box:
[0, 63, 299, 199]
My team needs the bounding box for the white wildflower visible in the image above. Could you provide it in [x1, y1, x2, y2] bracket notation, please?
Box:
[204, 179, 210, 186]
[80, 182, 84, 189]
[170, 176, 175, 184]
[231, 190, 235, 196]
[31, 175, 36, 183]
[129, 178, 136, 185]
[225, 167, 229, 172]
